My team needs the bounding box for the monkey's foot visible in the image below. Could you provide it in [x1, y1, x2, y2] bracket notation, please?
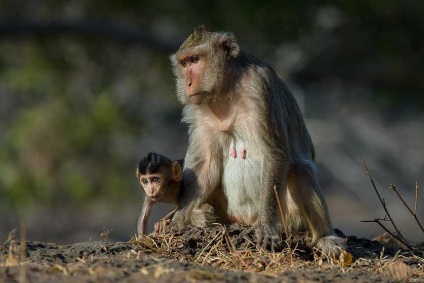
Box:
[191, 204, 216, 227]
[250, 222, 281, 249]
[314, 235, 347, 257]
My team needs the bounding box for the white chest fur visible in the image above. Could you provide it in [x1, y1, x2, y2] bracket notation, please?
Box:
[222, 134, 261, 224]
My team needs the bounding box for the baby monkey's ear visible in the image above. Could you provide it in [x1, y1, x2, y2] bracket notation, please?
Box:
[135, 167, 141, 180]
[172, 161, 183, 182]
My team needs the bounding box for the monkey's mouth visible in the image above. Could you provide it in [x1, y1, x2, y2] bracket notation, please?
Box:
[188, 92, 203, 98]
[150, 194, 164, 201]
[187, 92, 204, 105]
[188, 91, 212, 100]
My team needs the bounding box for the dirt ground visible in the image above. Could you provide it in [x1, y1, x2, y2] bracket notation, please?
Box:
[1, 224, 423, 283]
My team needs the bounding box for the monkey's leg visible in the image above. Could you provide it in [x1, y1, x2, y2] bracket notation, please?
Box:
[251, 155, 288, 248]
[173, 157, 222, 226]
[287, 161, 345, 254]
[190, 204, 216, 227]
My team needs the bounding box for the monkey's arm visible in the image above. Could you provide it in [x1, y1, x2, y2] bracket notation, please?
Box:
[254, 146, 289, 247]
[137, 196, 155, 236]
[254, 78, 291, 247]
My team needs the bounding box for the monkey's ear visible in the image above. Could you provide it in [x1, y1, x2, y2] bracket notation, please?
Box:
[219, 33, 240, 58]
[135, 167, 141, 179]
[172, 161, 183, 182]
[194, 25, 208, 34]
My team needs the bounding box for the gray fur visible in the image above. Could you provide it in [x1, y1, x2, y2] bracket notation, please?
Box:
[170, 27, 345, 253]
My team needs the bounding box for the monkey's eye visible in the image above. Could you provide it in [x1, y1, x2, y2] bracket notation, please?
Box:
[142, 178, 148, 185]
[180, 60, 187, 67]
[190, 55, 199, 64]
[152, 177, 161, 183]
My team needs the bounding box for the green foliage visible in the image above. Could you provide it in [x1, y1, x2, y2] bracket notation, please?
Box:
[0, 38, 154, 209]
[0, 1, 423, 210]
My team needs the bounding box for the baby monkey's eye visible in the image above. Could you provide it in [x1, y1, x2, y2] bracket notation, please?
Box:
[142, 178, 148, 184]
[152, 177, 161, 183]
[190, 55, 199, 64]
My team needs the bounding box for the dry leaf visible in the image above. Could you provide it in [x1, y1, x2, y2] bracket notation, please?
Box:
[153, 266, 174, 278]
[50, 264, 68, 276]
[5, 242, 19, 267]
[381, 261, 413, 281]
[338, 250, 353, 267]
[373, 233, 408, 250]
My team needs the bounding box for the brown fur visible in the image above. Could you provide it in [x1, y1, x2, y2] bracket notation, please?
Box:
[170, 27, 345, 252]
[136, 152, 215, 236]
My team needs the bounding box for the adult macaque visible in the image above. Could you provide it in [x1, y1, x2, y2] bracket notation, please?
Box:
[170, 27, 344, 253]
[136, 152, 215, 236]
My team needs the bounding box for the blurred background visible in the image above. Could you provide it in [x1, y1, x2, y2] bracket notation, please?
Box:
[0, 1, 423, 244]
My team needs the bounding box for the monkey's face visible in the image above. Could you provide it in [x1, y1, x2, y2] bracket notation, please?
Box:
[171, 27, 240, 106]
[172, 51, 219, 105]
[136, 156, 183, 203]
[179, 53, 207, 104]
[138, 173, 168, 201]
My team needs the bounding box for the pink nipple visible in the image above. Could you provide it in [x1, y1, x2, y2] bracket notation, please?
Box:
[230, 147, 237, 158]
[240, 148, 247, 159]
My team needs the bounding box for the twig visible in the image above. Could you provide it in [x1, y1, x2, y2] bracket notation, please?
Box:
[390, 184, 424, 234]
[20, 223, 27, 262]
[361, 218, 401, 243]
[19, 223, 27, 283]
[194, 227, 224, 263]
[414, 182, 419, 216]
[362, 161, 412, 249]
[273, 185, 295, 265]
[223, 228, 249, 269]
[273, 185, 289, 240]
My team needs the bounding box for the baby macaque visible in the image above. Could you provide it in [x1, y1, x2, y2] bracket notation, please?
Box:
[136, 152, 215, 236]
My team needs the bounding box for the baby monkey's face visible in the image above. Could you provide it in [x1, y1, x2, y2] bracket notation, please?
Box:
[138, 172, 168, 201]
[136, 154, 183, 203]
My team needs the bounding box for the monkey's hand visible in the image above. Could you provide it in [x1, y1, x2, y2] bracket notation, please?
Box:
[154, 218, 171, 234]
[251, 221, 281, 249]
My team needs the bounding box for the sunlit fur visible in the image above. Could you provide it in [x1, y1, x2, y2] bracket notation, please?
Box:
[136, 152, 216, 236]
[170, 27, 239, 105]
[170, 27, 345, 253]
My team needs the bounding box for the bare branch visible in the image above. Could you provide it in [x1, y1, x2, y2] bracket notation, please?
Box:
[390, 184, 424, 234]
[361, 219, 400, 242]
[362, 161, 411, 249]
[274, 185, 289, 239]
[414, 181, 419, 216]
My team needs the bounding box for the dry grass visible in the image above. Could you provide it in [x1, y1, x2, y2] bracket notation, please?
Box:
[130, 224, 424, 282]
[127, 164, 424, 281]
[2, 164, 424, 283]
[131, 225, 306, 273]
[1, 222, 423, 282]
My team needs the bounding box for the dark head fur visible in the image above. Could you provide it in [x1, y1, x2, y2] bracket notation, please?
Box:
[179, 26, 209, 50]
[137, 152, 172, 175]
